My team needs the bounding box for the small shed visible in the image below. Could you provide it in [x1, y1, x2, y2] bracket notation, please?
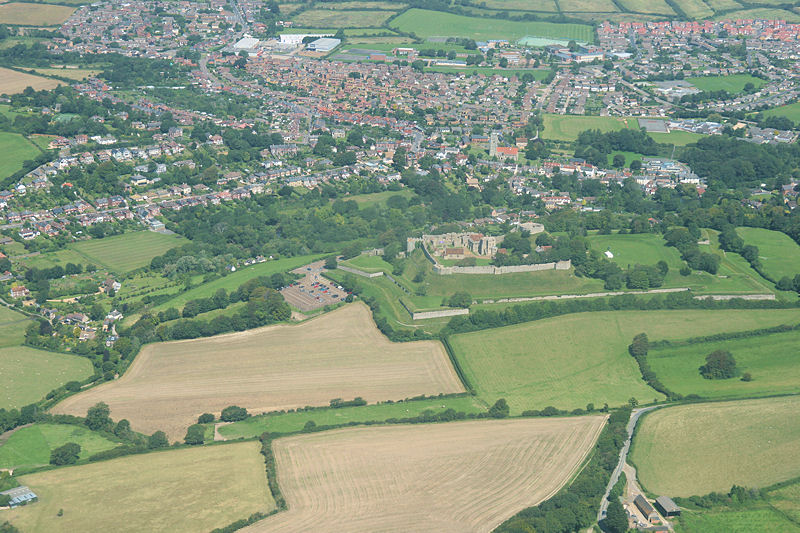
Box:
[655, 495, 681, 517]
[1, 486, 38, 507]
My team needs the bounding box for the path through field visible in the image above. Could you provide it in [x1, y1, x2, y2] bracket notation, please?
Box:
[246, 417, 606, 533]
[53, 304, 463, 440]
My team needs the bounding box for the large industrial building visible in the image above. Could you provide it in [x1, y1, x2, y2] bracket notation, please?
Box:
[306, 38, 341, 53]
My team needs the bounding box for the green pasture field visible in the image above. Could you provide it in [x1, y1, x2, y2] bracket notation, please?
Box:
[617, 0, 675, 14]
[587, 233, 684, 268]
[763, 101, 800, 123]
[541, 114, 636, 141]
[768, 479, 800, 524]
[474, 0, 559, 11]
[687, 74, 765, 93]
[341, 254, 394, 273]
[6, 442, 274, 533]
[648, 130, 705, 146]
[316, 1, 405, 9]
[390, 9, 594, 42]
[675, 507, 800, 533]
[559, 0, 619, 12]
[631, 396, 800, 496]
[700, 229, 776, 294]
[648, 328, 800, 400]
[673, 0, 714, 18]
[216, 396, 486, 439]
[144, 253, 323, 315]
[14, 248, 89, 271]
[0, 423, 119, 470]
[0, 306, 31, 348]
[69, 232, 189, 273]
[715, 7, 800, 21]
[27, 134, 57, 150]
[292, 9, 393, 28]
[704, 0, 742, 9]
[448, 309, 800, 414]
[0, 346, 92, 409]
[737, 227, 800, 281]
[0, 132, 39, 180]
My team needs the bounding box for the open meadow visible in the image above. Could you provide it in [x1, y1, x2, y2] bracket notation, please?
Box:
[631, 397, 800, 496]
[648, 328, 800, 400]
[5, 441, 273, 533]
[0, 423, 119, 470]
[0, 346, 92, 410]
[246, 417, 605, 533]
[587, 233, 684, 268]
[737, 227, 800, 281]
[390, 9, 594, 42]
[292, 9, 393, 28]
[542, 114, 635, 141]
[69, 231, 189, 273]
[54, 303, 464, 439]
[763, 101, 800, 123]
[448, 309, 800, 414]
[0, 131, 40, 179]
[0, 2, 75, 25]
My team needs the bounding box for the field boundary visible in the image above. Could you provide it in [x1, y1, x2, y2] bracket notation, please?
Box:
[441, 336, 474, 393]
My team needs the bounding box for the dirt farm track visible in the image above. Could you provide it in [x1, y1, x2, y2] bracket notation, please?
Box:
[245, 417, 607, 533]
[53, 303, 463, 440]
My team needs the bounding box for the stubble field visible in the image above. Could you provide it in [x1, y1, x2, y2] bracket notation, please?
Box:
[631, 397, 800, 496]
[54, 303, 464, 439]
[0, 3, 75, 25]
[246, 417, 606, 533]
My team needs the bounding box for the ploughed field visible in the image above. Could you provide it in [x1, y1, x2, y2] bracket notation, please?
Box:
[54, 303, 463, 439]
[245, 417, 606, 533]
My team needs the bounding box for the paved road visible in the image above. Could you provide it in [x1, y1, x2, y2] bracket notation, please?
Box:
[597, 405, 662, 523]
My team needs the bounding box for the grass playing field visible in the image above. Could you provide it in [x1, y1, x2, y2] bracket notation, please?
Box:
[217, 396, 486, 439]
[448, 309, 800, 414]
[0, 131, 40, 180]
[687, 74, 766, 93]
[0, 2, 75, 25]
[55, 303, 463, 440]
[541, 114, 635, 141]
[5, 441, 273, 533]
[68, 232, 189, 273]
[648, 328, 800, 400]
[247, 417, 605, 532]
[0, 346, 92, 410]
[0, 423, 119, 470]
[390, 9, 594, 42]
[631, 397, 800, 496]
[737, 227, 800, 282]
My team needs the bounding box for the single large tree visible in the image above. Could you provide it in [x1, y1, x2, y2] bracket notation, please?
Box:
[700, 350, 737, 379]
[85, 402, 112, 431]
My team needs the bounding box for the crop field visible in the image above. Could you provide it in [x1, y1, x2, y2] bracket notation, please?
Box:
[55, 304, 463, 439]
[292, 9, 393, 28]
[687, 74, 765, 93]
[390, 9, 594, 42]
[0, 2, 75, 25]
[0, 131, 40, 179]
[69, 232, 189, 273]
[0, 423, 119, 470]
[631, 397, 800, 496]
[5, 442, 273, 533]
[559, 0, 619, 12]
[0, 346, 92, 409]
[0, 67, 60, 94]
[448, 309, 800, 414]
[618, 0, 675, 14]
[737, 227, 800, 282]
[217, 396, 486, 439]
[247, 417, 605, 533]
[541, 114, 635, 141]
[648, 328, 800, 400]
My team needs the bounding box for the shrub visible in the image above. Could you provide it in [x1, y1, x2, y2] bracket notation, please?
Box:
[488, 398, 509, 418]
[147, 431, 169, 449]
[198, 413, 215, 424]
[220, 405, 249, 422]
[184, 424, 205, 445]
[50, 442, 81, 465]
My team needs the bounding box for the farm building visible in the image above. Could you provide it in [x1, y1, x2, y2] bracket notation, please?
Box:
[1, 486, 37, 507]
[655, 495, 681, 517]
[634, 494, 661, 524]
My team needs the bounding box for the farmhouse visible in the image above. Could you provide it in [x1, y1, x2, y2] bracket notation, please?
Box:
[1, 486, 37, 508]
[655, 495, 681, 517]
[9, 286, 30, 299]
[634, 494, 661, 524]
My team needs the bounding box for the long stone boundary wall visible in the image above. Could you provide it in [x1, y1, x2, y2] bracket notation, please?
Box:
[434, 260, 571, 275]
[398, 298, 470, 320]
[694, 294, 776, 301]
[338, 265, 384, 278]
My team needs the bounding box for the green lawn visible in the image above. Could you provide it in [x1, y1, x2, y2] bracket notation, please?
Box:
[0, 132, 39, 180]
[69, 232, 189, 273]
[648, 130, 705, 146]
[448, 309, 800, 414]
[390, 9, 594, 42]
[587, 233, 684, 268]
[541, 114, 636, 141]
[0, 346, 93, 409]
[686, 74, 765, 93]
[341, 254, 393, 273]
[631, 396, 800, 496]
[737, 227, 800, 281]
[216, 396, 486, 439]
[648, 328, 800, 400]
[0, 423, 119, 470]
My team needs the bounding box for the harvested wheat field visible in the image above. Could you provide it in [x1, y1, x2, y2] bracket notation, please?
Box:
[246, 417, 606, 533]
[54, 303, 463, 439]
[0, 67, 60, 95]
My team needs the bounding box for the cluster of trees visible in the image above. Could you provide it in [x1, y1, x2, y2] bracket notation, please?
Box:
[699, 349, 738, 379]
[497, 408, 631, 532]
[628, 333, 677, 400]
[664, 227, 719, 274]
[574, 128, 659, 168]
